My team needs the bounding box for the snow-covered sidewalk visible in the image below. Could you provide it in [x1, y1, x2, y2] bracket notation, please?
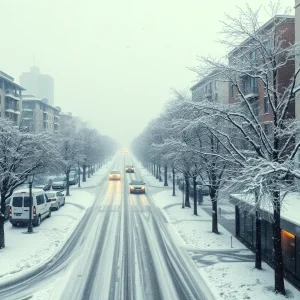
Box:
[0, 160, 114, 283]
[137, 163, 300, 300]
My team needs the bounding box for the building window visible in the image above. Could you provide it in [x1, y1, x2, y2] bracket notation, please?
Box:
[264, 96, 269, 113]
[231, 85, 235, 97]
[281, 230, 296, 274]
[214, 81, 218, 90]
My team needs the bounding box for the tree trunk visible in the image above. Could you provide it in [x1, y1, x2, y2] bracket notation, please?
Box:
[184, 174, 190, 207]
[88, 166, 91, 178]
[212, 199, 218, 233]
[78, 163, 81, 188]
[193, 177, 197, 215]
[82, 165, 87, 182]
[66, 171, 70, 196]
[255, 209, 262, 270]
[0, 191, 6, 249]
[255, 191, 262, 270]
[159, 165, 162, 182]
[156, 164, 159, 179]
[164, 165, 168, 186]
[272, 191, 285, 295]
[172, 168, 176, 196]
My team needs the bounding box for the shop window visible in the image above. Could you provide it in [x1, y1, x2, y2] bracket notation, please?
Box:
[281, 230, 296, 274]
[240, 210, 245, 238]
[245, 212, 254, 245]
[262, 220, 274, 261]
[296, 236, 300, 278]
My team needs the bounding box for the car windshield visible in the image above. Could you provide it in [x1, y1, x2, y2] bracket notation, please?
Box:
[126, 165, 133, 168]
[131, 180, 144, 185]
[110, 171, 120, 174]
[54, 177, 64, 181]
[46, 193, 55, 198]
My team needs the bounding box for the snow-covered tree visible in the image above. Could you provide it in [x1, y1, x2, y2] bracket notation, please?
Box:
[192, 3, 300, 294]
[0, 118, 57, 248]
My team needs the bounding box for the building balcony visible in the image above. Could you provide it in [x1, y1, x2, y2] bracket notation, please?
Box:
[242, 86, 258, 98]
[23, 108, 33, 112]
[5, 90, 21, 100]
[54, 115, 60, 119]
[44, 119, 49, 123]
[5, 108, 20, 115]
[43, 111, 49, 114]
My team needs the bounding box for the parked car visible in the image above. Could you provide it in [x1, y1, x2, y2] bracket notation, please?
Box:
[9, 189, 51, 226]
[52, 176, 67, 190]
[109, 170, 121, 181]
[125, 165, 134, 173]
[34, 175, 53, 191]
[68, 172, 78, 185]
[129, 180, 146, 194]
[45, 191, 65, 210]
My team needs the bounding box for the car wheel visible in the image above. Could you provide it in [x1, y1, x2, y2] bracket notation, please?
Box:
[12, 223, 17, 227]
[36, 216, 41, 227]
[47, 209, 51, 218]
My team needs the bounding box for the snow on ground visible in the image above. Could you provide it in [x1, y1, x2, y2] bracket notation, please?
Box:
[203, 262, 297, 300]
[0, 190, 93, 281]
[139, 162, 300, 299]
[0, 159, 114, 283]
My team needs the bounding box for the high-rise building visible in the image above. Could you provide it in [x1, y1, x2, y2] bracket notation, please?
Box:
[20, 66, 54, 106]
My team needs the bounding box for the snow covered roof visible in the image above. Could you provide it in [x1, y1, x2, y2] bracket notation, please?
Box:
[0, 71, 25, 91]
[230, 193, 300, 235]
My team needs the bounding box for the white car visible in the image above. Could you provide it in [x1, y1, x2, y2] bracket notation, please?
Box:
[129, 180, 146, 194]
[9, 189, 51, 227]
[45, 191, 65, 210]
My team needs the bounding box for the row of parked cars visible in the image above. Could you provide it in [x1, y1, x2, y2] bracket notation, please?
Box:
[9, 189, 66, 227]
[177, 178, 210, 204]
[1, 170, 79, 223]
[34, 171, 79, 191]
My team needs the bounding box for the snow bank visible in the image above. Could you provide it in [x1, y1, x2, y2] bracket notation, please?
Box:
[0, 189, 94, 282]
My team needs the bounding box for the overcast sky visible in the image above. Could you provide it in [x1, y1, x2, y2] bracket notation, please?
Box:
[0, 0, 295, 147]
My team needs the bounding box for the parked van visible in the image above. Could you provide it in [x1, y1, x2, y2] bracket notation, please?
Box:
[9, 189, 52, 227]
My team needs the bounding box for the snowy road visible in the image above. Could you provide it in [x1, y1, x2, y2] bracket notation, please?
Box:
[0, 155, 213, 300]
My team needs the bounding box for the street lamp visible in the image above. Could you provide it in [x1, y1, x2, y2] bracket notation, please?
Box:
[27, 174, 34, 233]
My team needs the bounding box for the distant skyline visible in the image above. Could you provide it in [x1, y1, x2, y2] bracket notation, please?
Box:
[20, 66, 54, 106]
[0, 0, 295, 147]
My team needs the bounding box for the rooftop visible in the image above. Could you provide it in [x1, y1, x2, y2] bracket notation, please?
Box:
[228, 15, 294, 57]
[22, 95, 60, 112]
[0, 70, 26, 91]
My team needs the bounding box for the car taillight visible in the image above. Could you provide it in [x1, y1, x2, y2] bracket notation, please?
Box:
[9, 206, 12, 215]
[33, 206, 36, 215]
[51, 198, 57, 202]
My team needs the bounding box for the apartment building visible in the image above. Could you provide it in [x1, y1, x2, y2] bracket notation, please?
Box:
[22, 95, 60, 133]
[59, 112, 87, 133]
[228, 16, 295, 129]
[0, 70, 25, 125]
[190, 72, 229, 104]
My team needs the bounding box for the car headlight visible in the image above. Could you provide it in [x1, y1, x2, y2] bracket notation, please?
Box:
[141, 186, 145, 189]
